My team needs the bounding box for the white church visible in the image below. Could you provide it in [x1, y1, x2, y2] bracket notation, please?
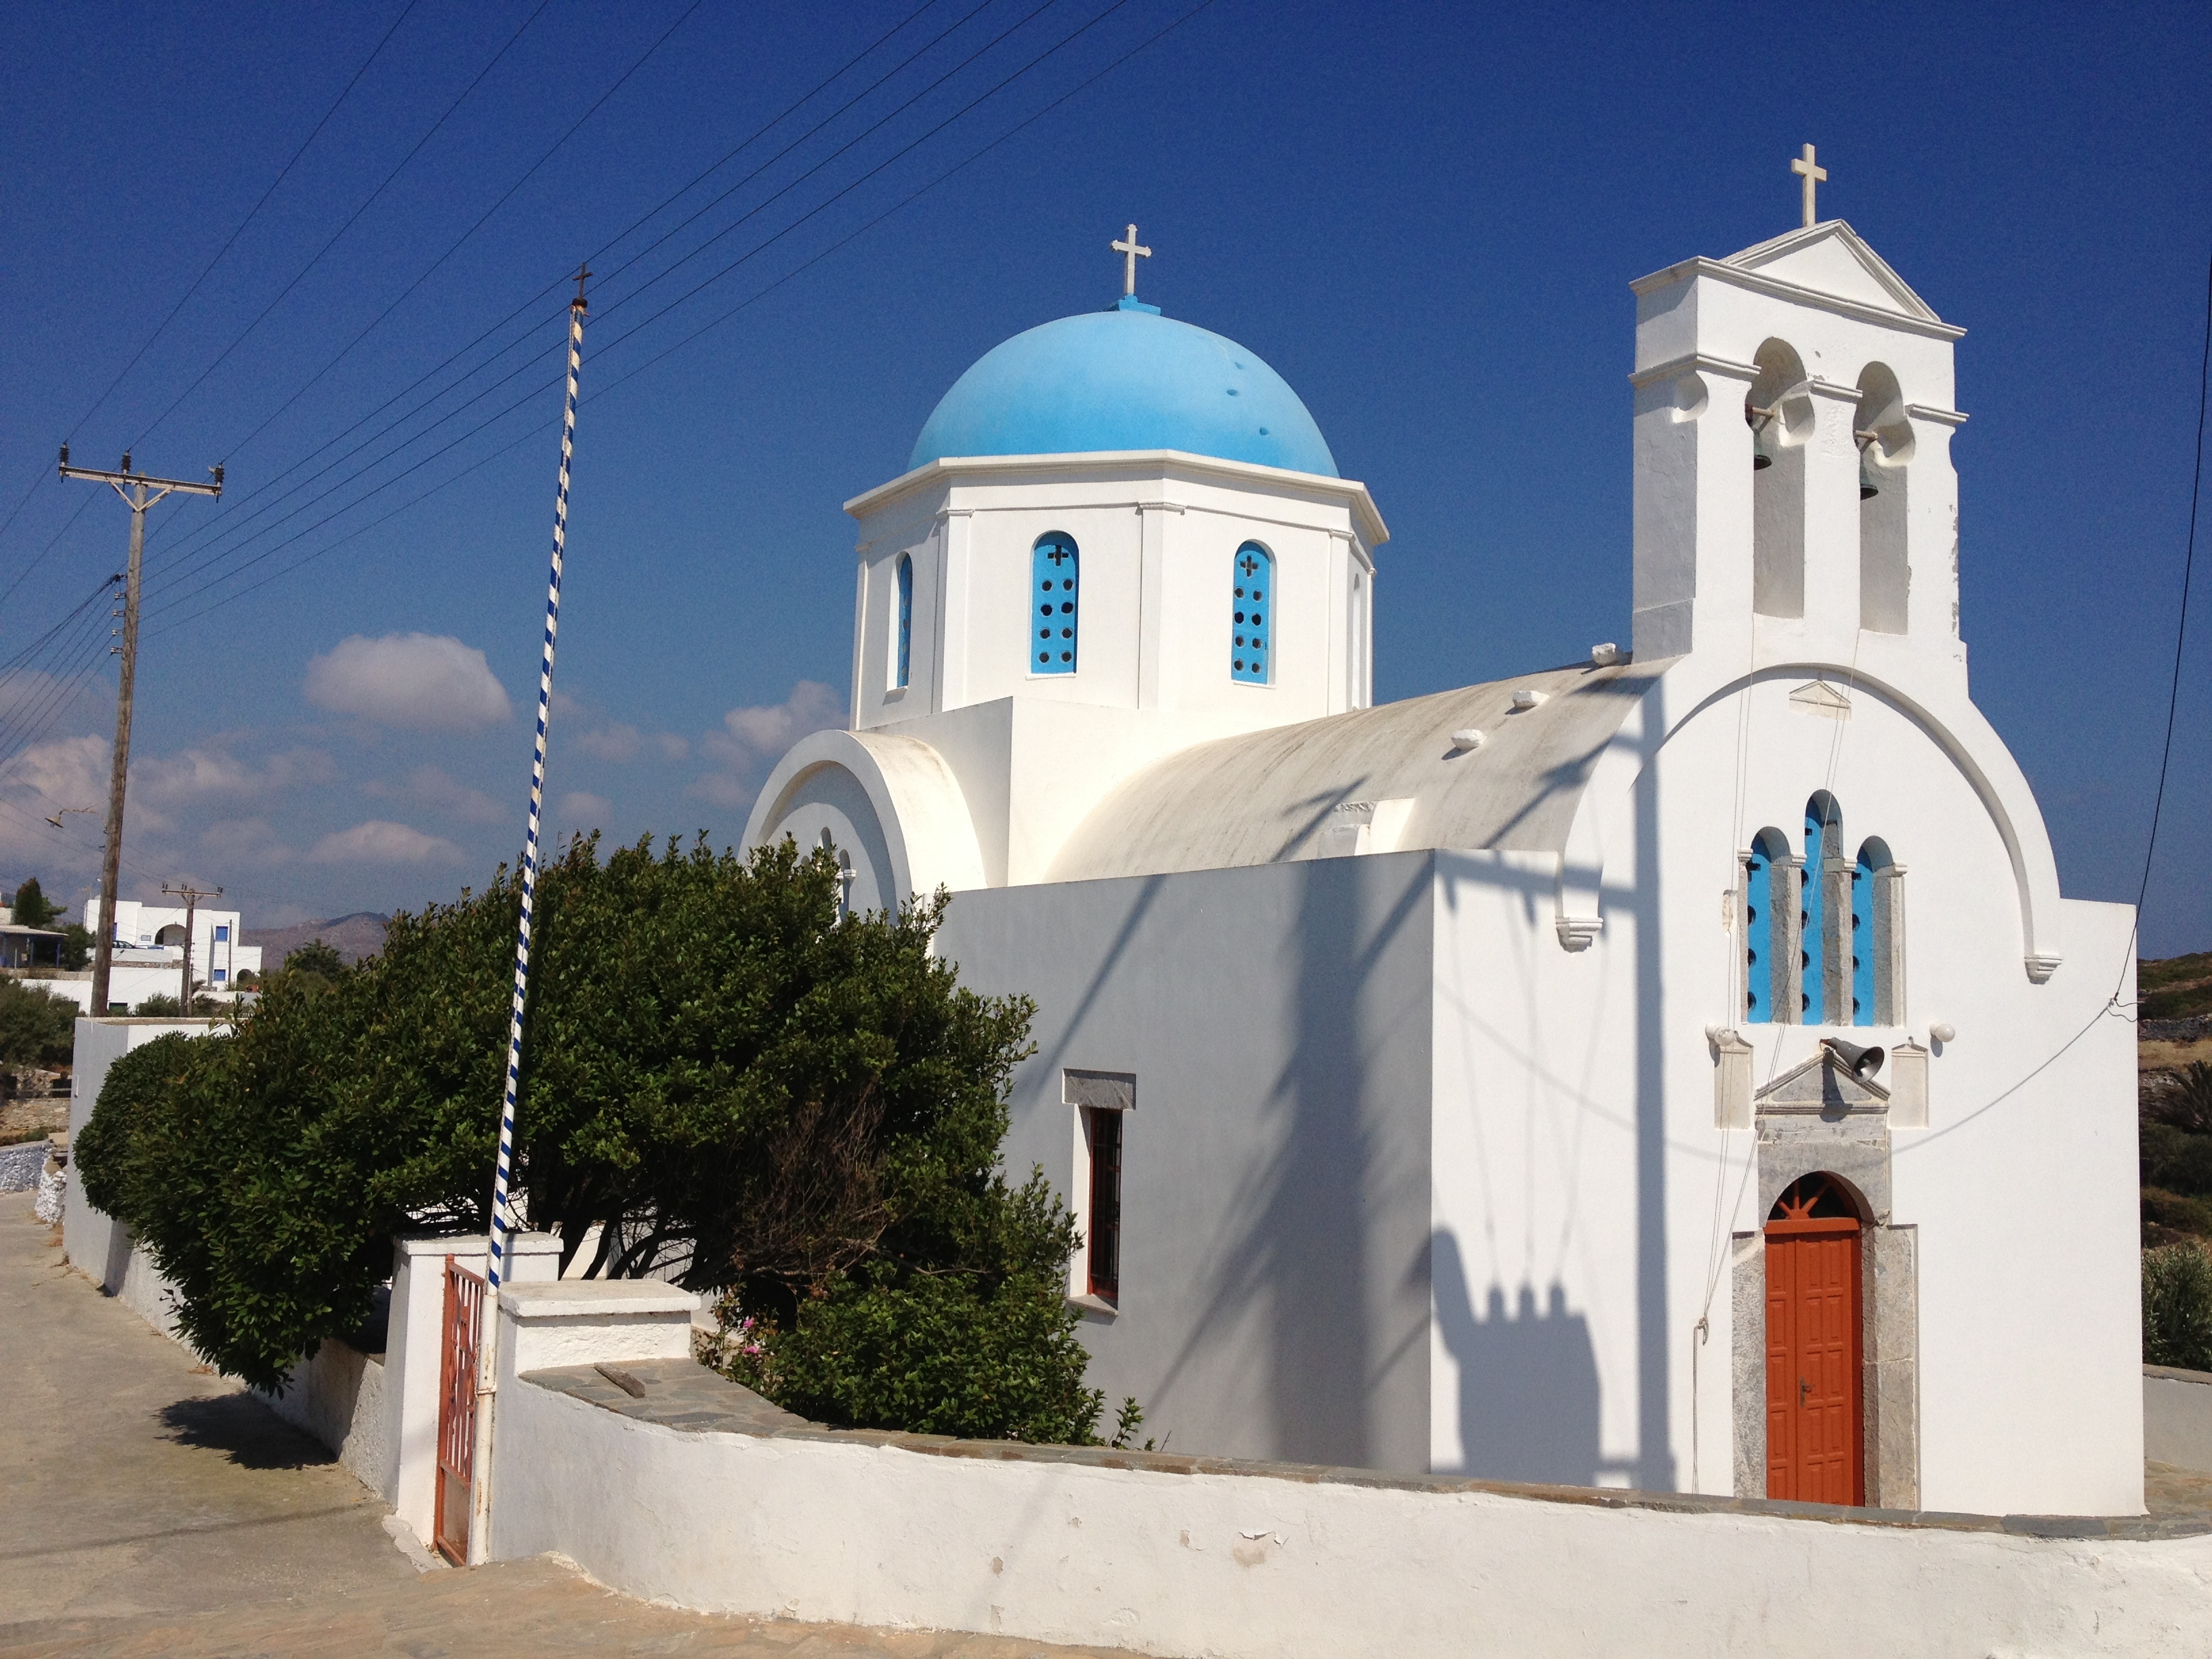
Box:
[745, 177, 2140, 1515]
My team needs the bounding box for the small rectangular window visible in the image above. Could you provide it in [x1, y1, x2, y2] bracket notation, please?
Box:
[211, 968, 226, 982]
[1082, 1106, 1122, 1303]
[214, 924, 229, 941]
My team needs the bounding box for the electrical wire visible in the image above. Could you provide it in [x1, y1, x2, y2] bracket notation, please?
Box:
[129, 0, 558, 452]
[143, 0, 1219, 633]
[2114, 246, 2211, 1000]
[216, 0, 713, 471]
[144, 0, 1092, 608]
[0, 0, 423, 565]
[137, 0, 957, 583]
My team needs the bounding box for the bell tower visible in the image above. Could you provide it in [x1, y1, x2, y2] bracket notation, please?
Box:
[1627, 191, 1969, 688]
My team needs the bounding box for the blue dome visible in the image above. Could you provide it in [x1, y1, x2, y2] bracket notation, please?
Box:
[909, 301, 1338, 478]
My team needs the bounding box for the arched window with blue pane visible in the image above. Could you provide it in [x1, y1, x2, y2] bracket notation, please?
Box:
[1852, 837, 1900, 1026]
[1802, 792, 1843, 1023]
[1231, 541, 1273, 683]
[893, 554, 913, 690]
[1744, 827, 1790, 1023]
[1031, 533, 1079, 674]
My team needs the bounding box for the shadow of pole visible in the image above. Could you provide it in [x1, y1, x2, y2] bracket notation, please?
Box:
[1633, 676, 1678, 1490]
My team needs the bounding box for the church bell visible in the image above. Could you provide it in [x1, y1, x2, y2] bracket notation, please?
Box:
[1747, 404, 1777, 470]
[1856, 431, 1881, 499]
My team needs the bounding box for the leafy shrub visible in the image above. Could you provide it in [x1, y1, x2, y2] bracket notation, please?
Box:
[8, 877, 58, 929]
[0, 977, 77, 1066]
[73, 835, 1101, 1439]
[2144, 1242, 2212, 1371]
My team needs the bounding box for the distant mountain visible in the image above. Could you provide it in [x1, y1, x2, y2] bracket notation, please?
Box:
[245, 912, 390, 968]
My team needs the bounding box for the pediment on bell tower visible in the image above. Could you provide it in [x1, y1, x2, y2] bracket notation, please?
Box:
[1723, 221, 1945, 325]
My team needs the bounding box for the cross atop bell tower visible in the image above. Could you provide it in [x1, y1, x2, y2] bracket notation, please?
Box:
[1791, 143, 1828, 228]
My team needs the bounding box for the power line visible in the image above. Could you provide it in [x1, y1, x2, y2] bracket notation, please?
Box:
[217, 0, 712, 471]
[142, 0, 1221, 634]
[129, 0, 557, 453]
[0, 0, 420, 571]
[2117, 243, 2211, 997]
[144, 0, 1144, 613]
[138, 0, 960, 584]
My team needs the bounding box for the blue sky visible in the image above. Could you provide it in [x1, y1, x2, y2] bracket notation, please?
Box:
[0, 0, 2206, 954]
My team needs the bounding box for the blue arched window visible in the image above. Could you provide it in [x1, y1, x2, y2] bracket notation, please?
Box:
[1032, 533, 1078, 674]
[1744, 828, 1790, 1023]
[1231, 541, 1273, 683]
[893, 554, 913, 689]
[1852, 837, 1897, 1027]
[1802, 793, 1842, 1023]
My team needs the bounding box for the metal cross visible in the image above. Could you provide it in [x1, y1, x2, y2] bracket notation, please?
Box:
[1111, 223, 1151, 296]
[1046, 544, 1071, 567]
[1239, 551, 1259, 579]
[1791, 143, 1828, 228]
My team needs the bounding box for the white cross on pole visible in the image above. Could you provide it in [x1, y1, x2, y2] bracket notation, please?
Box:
[1791, 143, 1828, 228]
[1111, 223, 1151, 296]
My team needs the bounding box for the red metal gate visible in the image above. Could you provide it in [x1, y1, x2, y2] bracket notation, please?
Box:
[434, 1255, 487, 1564]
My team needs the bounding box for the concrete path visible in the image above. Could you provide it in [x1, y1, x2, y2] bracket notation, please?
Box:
[0, 1193, 1148, 1658]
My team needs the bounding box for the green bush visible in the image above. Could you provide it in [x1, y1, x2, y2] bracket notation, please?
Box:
[716, 1170, 1100, 1443]
[2144, 1242, 2212, 1372]
[0, 977, 77, 1067]
[73, 835, 1102, 1439]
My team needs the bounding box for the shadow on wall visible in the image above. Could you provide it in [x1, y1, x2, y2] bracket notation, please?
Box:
[1432, 1229, 1601, 1484]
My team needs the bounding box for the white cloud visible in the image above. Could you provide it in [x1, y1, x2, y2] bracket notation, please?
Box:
[572, 721, 689, 764]
[200, 817, 294, 863]
[306, 819, 464, 865]
[365, 764, 506, 825]
[691, 680, 843, 813]
[304, 634, 511, 731]
[557, 791, 613, 830]
[138, 745, 336, 806]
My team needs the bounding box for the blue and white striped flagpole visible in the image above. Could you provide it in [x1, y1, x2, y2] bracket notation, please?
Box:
[468, 264, 588, 1565]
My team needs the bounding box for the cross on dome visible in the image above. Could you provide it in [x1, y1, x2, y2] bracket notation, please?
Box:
[1791, 143, 1828, 228]
[1111, 223, 1151, 296]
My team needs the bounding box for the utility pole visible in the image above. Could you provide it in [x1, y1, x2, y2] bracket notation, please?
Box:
[161, 881, 220, 1010]
[58, 448, 222, 1017]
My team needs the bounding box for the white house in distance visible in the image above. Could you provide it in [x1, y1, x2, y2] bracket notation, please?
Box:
[744, 182, 2138, 1515]
[62, 893, 263, 1012]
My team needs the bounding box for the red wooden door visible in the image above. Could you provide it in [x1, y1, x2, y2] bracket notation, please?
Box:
[1764, 1176, 1864, 1505]
[434, 1256, 487, 1565]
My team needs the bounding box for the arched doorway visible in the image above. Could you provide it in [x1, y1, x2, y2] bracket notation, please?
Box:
[1765, 1172, 1864, 1504]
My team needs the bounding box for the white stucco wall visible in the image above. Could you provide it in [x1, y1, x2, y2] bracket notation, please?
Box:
[1418, 658, 2140, 1511]
[935, 852, 1437, 1472]
[63, 1016, 223, 1333]
[489, 1367, 2212, 1659]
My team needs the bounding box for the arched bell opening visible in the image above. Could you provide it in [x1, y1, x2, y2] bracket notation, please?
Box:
[1747, 340, 1812, 619]
[1763, 1171, 1867, 1505]
[1855, 364, 1912, 634]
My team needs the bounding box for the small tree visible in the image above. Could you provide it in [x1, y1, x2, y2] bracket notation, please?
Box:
[281, 939, 347, 982]
[8, 878, 58, 930]
[0, 978, 76, 1067]
[61, 923, 93, 972]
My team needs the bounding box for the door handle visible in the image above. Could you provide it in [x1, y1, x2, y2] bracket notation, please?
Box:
[1799, 1377, 1811, 1401]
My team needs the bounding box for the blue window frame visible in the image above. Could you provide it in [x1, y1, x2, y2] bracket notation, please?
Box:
[1801, 793, 1841, 1023]
[212, 967, 227, 983]
[1231, 542, 1273, 682]
[214, 924, 229, 941]
[894, 554, 913, 689]
[1745, 827, 1787, 1023]
[1032, 533, 1079, 674]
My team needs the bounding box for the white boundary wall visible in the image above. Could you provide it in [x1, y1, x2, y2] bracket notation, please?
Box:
[489, 1285, 2212, 1659]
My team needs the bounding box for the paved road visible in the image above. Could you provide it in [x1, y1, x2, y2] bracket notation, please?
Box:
[0, 1193, 1146, 1658]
